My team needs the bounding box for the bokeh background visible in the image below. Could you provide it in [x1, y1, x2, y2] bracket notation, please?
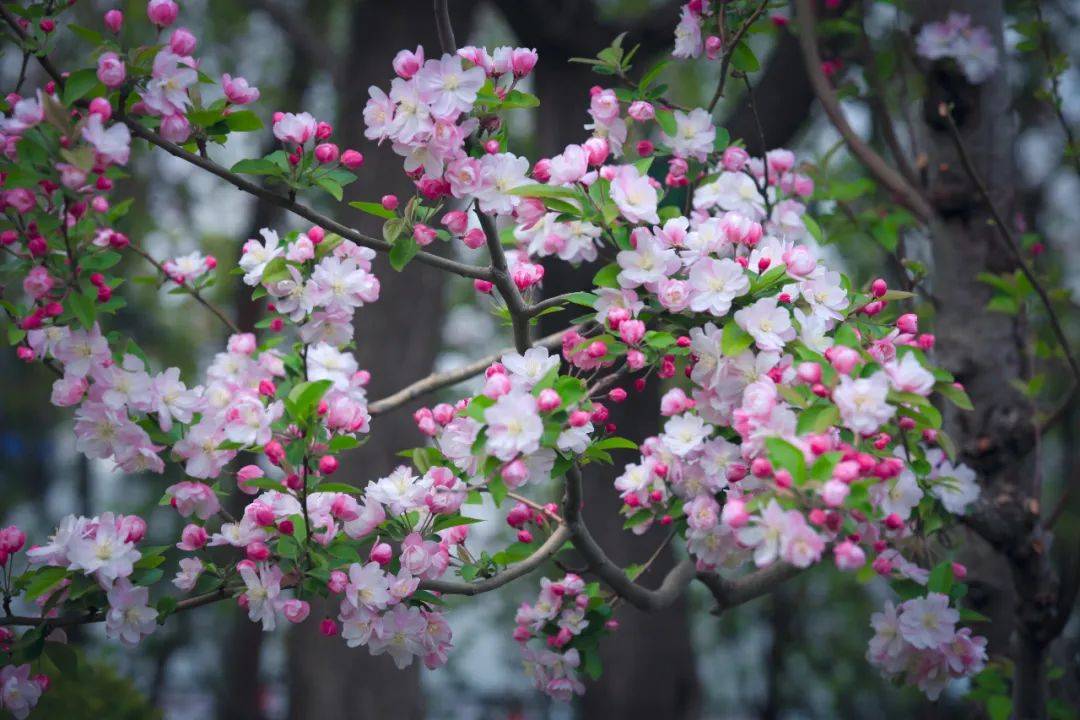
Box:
[2, 0, 1079, 718]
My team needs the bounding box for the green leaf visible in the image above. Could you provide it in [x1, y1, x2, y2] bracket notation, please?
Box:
[506, 183, 580, 200]
[487, 476, 508, 507]
[654, 109, 677, 136]
[349, 201, 396, 219]
[223, 110, 263, 132]
[315, 482, 362, 494]
[500, 89, 540, 109]
[389, 235, 419, 271]
[638, 60, 670, 90]
[730, 42, 760, 73]
[592, 263, 620, 289]
[721, 321, 754, 356]
[935, 381, 973, 411]
[431, 514, 484, 532]
[927, 561, 954, 595]
[230, 158, 282, 176]
[316, 177, 343, 201]
[22, 567, 68, 601]
[796, 404, 839, 434]
[328, 435, 361, 452]
[287, 379, 333, 419]
[565, 291, 598, 308]
[592, 436, 638, 451]
[765, 437, 807, 485]
[802, 215, 824, 244]
[62, 68, 100, 106]
[68, 292, 96, 329]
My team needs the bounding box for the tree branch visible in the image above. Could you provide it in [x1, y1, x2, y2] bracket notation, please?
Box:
[422, 524, 572, 596]
[940, 103, 1080, 388]
[368, 327, 573, 415]
[128, 244, 242, 335]
[0, 6, 492, 283]
[793, 0, 934, 222]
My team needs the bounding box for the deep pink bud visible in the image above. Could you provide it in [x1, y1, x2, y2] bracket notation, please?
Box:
[340, 149, 364, 170]
[370, 542, 392, 565]
[104, 9, 123, 32]
[246, 541, 270, 561]
[412, 223, 437, 247]
[751, 457, 772, 478]
[320, 618, 338, 636]
[517, 529, 533, 544]
[328, 570, 348, 593]
[896, 313, 918, 334]
[537, 388, 561, 411]
[147, 0, 179, 27]
[265, 440, 285, 465]
[169, 27, 197, 55]
[381, 194, 399, 211]
[569, 410, 590, 428]
[636, 140, 654, 157]
[871, 278, 887, 298]
[314, 142, 339, 164]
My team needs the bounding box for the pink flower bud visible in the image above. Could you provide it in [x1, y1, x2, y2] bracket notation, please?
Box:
[88, 97, 112, 120]
[705, 35, 722, 60]
[510, 47, 538, 78]
[797, 362, 822, 384]
[896, 313, 918, 334]
[441, 210, 469, 235]
[627, 100, 655, 121]
[474, 279, 493, 293]
[340, 149, 364, 170]
[393, 46, 424, 79]
[636, 140, 654, 157]
[328, 570, 348, 593]
[283, 599, 311, 624]
[626, 349, 646, 370]
[721, 499, 749, 528]
[569, 410, 590, 428]
[501, 459, 529, 489]
[722, 146, 750, 172]
[104, 9, 123, 32]
[582, 137, 609, 166]
[370, 542, 393, 565]
[608, 387, 628, 403]
[169, 27, 197, 55]
[618, 319, 645, 346]
[826, 346, 860, 375]
[381, 194, 399, 211]
[264, 440, 285, 465]
[750, 457, 772, 478]
[320, 618, 338, 636]
[586, 341, 607, 358]
[314, 142, 339, 164]
[537, 388, 561, 411]
[517, 529, 533, 544]
[883, 513, 904, 530]
[483, 372, 512, 399]
[246, 541, 270, 561]
[178, 524, 208, 551]
[413, 223, 437, 247]
[147, 0, 179, 27]
[506, 503, 531, 528]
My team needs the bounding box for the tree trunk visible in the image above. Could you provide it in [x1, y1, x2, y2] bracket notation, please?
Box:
[914, 2, 1063, 717]
[285, 2, 471, 718]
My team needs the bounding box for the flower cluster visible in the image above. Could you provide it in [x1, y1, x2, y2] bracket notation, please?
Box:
[915, 13, 999, 84]
[868, 592, 988, 699]
[515, 574, 612, 701]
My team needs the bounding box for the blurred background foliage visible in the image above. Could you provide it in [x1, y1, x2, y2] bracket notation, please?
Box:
[1, 0, 1078, 718]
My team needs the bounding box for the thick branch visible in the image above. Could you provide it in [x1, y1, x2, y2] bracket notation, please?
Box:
[477, 211, 531, 353]
[368, 327, 573, 415]
[793, 0, 934, 222]
[696, 563, 802, 612]
[422, 524, 572, 596]
[0, 584, 232, 629]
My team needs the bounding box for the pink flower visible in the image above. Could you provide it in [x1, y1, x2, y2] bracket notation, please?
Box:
[169, 27, 197, 55]
[272, 111, 317, 145]
[147, 0, 179, 27]
[166, 481, 221, 520]
[222, 74, 260, 105]
[160, 114, 191, 143]
[97, 52, 126, 88]
[393, 46, 424, 79]
[510, 48, 538, 77]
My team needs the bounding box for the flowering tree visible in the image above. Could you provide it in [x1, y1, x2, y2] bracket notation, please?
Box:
[0, 0, 1076, 717]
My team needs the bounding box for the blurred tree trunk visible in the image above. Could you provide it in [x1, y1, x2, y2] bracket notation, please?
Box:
[913, 1, 1073, 716]
[528, 39, 702, 720]
[286, 2, 471, 718]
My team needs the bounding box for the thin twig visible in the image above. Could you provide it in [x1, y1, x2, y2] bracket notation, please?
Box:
[793, 0, 933, 222]
[707, 0, 769, 113]
[940, 104, 1080, 388]
[128, 244, 242, 334]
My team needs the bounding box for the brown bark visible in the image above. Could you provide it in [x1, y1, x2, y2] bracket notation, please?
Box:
[285, 2, 471, 718]
[913, 2, 1068, 717]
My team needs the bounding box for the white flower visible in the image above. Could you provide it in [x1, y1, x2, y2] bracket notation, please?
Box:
[502, 347, 560, 389]
[66, 513, 141, 583]
[81, 114, 131, 166]
[414, 53, 486, 117]
[610, 165, 660, 225]
[694, 172, 765, 218]
[734, 297, 795, 352]
[239, 228, 283, 286]
[484, 391, 543, 461]
[105, 579, 158, 647]
[172, 557, 203, 591]
[799, 270, 849, 322]
[239, 562, 283, 631]
[833, 372, 896, 434]
[307, 343, 359, 389]
[872, 469, 923, 520]
[898, 593, 958, 649]
[346, 561, 392, 610]
[885, 353, 935, 396]
[616, 232, 680, 288]
[661, 107, 715, 161]
[687, 258, 749, 317]
[661, 413, 713, 457]
[366, 466, 428, 516]
[475, 152, 530, 215]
